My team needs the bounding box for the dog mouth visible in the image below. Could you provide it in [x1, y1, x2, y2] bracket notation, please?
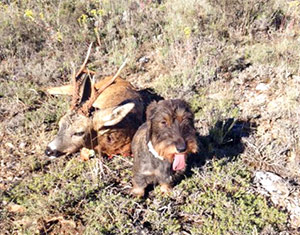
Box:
[172, 153, 186, 171]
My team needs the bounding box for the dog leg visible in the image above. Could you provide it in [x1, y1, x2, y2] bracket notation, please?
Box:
[131, 179, 147, 197]
[131, 185, 145, 197]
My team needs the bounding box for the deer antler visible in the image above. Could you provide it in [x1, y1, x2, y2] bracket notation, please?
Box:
[71, 43, 94, 110]
[78, 58, 128, 116]
[96, 58, 128, 94]
[70, 67, 79, 110]
[71, 42, 128, 116]
[76, 42, 93, 77]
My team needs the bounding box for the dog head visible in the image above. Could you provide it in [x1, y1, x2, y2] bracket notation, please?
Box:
[146, 99, 198, 171]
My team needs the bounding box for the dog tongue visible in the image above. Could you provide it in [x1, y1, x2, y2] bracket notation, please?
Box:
[173, 154, 186, 171]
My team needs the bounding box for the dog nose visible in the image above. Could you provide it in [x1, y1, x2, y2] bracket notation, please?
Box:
[176, 142, 187, 153]
[45, 146, 58, 157]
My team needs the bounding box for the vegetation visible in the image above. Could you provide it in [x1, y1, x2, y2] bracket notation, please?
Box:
[1, 0, 299, 233]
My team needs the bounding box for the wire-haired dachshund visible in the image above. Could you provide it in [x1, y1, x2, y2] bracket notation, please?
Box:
[131, 99, 198, 197]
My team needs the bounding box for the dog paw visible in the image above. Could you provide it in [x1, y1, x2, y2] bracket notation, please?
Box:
[131, 187, 145, 197]
[160, 183, 172, 194]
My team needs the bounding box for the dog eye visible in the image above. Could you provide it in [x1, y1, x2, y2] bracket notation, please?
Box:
[160, 120, 167, 126]
[73, 131, 85, 137]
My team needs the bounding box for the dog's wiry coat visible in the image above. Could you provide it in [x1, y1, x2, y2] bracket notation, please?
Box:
[132, 99, 198, 197]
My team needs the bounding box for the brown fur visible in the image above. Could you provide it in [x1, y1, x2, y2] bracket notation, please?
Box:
[93, 77, 142, 110]
[92, 76, 144, 156]
[131, 99, 198, 197]
[45, 76, 144, 158]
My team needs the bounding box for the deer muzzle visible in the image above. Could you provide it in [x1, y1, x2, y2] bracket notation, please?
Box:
[45, 140, 65, 159]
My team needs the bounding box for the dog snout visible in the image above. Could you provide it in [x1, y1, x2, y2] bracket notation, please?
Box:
[175, 141, 187, 153]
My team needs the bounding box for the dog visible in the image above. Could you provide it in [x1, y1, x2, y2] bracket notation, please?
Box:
[131, 99, 198, 197]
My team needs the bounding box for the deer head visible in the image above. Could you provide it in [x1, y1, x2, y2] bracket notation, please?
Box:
[45, 59, 136, 159]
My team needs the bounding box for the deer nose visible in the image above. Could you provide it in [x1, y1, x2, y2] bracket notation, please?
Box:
[176, 142, 187, 153]
[45, 146, 59, 158]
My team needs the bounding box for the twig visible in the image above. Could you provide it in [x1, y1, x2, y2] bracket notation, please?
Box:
[95, 28, 101, 47]
[114, 154, 133, 166]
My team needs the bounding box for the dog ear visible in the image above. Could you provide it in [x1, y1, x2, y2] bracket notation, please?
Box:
[146, 101, 157, 120]
[146, 101, 157, 142]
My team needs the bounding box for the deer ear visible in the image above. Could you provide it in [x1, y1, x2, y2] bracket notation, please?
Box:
[93, 103, 135, 130]
[92, 96, 103, 109]
[78, 75, 93, 106]
[46, 85, 74, 95]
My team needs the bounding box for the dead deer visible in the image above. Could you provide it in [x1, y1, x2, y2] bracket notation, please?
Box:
[45, 46, 144, 159]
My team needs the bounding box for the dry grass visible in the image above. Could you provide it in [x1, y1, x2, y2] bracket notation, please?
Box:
[1, 0, 299, 233]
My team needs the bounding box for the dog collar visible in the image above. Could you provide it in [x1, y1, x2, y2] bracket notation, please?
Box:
[147, 141, 164, 161]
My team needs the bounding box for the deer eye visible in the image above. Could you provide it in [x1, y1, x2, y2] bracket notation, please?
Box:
[73, 131, 85, 137]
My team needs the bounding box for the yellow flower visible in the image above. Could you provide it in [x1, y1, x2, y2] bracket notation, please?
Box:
[39, 12, 44, 20]
[184, 26, 191, 38]
[24, 9, 34, 21]
[98, 9, 105, 16]
[78, 14, 88, 26]
[90, 9, 97, 17]
[288, 1, 300, 8]
[56, 32, 63, 42]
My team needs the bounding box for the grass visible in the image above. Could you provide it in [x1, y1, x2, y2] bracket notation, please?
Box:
[1, 0, 299, 233]
[2, 157, 287, 234]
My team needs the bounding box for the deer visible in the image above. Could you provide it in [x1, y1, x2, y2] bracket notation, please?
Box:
[45, 44, 144, 159]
